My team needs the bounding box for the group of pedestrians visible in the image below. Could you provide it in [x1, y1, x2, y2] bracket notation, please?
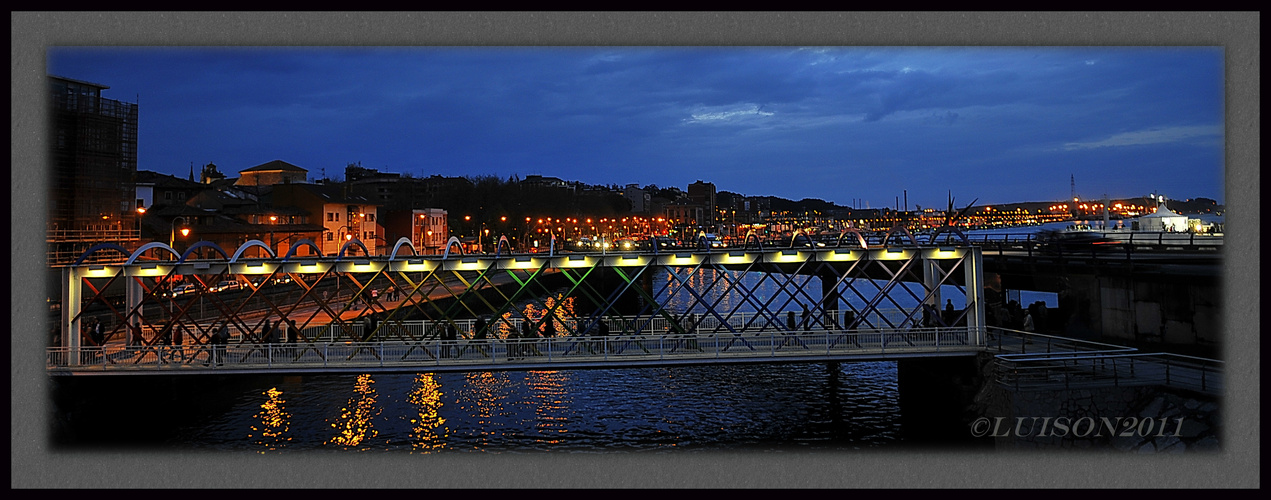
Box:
[86, 319, 106, 346]
[203, 321, 230, 366]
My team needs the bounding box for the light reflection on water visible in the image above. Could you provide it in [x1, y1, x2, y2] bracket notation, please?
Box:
[159, 361, 901, 452]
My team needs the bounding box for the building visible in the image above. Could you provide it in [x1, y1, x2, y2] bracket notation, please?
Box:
[687, 180, 718, 229]
[345, 165, 432, 211]
[272, 183, 380, 256]
[235, 160, 308, 186]
[47, 75, 140, 265]
[135, 170, 209, 213]
[621, 184, 650, 213]
[382, 208, 449, 255]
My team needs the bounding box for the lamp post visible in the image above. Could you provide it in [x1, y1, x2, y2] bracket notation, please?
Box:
[169, 216, 190, 249]
[268, 215, 277, 251]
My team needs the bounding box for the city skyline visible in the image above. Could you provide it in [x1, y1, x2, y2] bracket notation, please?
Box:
[46, 46, 1224, 208]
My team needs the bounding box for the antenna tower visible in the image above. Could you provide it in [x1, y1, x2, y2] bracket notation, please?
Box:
[1070, 174, 1078, 202]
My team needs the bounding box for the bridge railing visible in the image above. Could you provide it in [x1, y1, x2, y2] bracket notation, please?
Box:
[47, 326, 986, 374]
[987, 328, 1222, 396]
[985, 328, 1138, 356]
[81, 308, 929, 346]
[994, 352, 1223, 396]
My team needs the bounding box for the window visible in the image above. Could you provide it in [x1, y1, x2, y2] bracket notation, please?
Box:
[328, 212, 334, 222]
[368, 213, 375, 222]
[326, 233, 333, 241]
[165, 192, 172, 200]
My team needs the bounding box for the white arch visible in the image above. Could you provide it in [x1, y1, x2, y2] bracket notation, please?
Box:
[229, 239, 277, 263]
[389, 237, 419, 260]
[125, 242, 181, 265]
[441, 236, 464, 259]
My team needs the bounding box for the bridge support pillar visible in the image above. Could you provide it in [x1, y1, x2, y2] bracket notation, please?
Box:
[126, 276, 142, 346]
[964, 248, 986, 345]
[923, 259, 942, 327]
[820, 270, 841, 329]
[61, 267, 82, 360]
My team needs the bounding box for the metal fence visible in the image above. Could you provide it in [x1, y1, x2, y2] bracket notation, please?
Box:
[987, 328, 1222, 396]
[47, 326, 983, 374]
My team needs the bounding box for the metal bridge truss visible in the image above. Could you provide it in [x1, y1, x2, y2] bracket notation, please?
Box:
[51, 241, 985, 372]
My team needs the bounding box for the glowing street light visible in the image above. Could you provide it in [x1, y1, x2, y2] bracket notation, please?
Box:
[169, 216, 190, 248]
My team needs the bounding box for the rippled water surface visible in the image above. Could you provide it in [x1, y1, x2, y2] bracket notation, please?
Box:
[53, 362, 910, 452]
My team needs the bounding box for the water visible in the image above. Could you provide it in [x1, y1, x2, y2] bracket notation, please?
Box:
[51, 362, 909, 452]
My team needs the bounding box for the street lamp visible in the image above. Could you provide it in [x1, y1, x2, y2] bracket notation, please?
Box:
[169, 216, 190, 248]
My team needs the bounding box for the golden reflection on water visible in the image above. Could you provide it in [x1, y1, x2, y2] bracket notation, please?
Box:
[526, 370, 572, 444]
[326, 373, 381, 448]
[249, 387, 291, 451]
[406, 373, 448, 453]
[461, 371, 516, 447]
[496, 294, 576, 338]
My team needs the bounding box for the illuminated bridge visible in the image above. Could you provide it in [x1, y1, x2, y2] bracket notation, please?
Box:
[48, 231, 989, 376]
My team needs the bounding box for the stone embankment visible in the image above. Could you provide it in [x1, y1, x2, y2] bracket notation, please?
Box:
[971, 353, 1221, 452]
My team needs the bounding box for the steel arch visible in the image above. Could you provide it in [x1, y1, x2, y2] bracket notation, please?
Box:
[177, 241, 230, 263]
[228, 240, 277, 263]
[389, 237, 419, 260]
[281, 239, 323, 261]
[122, 242, 179, 265]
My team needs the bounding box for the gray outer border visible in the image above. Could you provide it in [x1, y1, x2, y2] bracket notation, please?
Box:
[11, 12, 1259, 489]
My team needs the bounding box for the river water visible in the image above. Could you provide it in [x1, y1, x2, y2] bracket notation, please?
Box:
[51, 361, 916, 452]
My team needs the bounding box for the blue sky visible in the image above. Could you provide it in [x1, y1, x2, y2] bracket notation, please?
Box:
[47, 46, 1225, 208]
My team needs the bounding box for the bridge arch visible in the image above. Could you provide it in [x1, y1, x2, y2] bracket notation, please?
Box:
[881, 226, 920, 247]
[697, 231, 713, 250]
[115, 243, 171, 267]
[493, 235, 512, 258]
[336, 238, 371, 261]
[178, 241, 230, 263]
[742, 232, 764, 251]
[928, 226, 971, 246]
[835, 228, 870, 249]
[789, 229, 817, 248]
[228, 240, 276, 263]
[441, 236, 464, 259]
[281, 239, 323, 262]
[389, 237, 419, 260]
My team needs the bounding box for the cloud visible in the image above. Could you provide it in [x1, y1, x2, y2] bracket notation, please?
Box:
[684, 103, 775, 124]
[1061, 125, 1220, 151]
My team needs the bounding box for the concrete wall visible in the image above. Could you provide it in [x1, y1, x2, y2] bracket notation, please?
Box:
[974, 377, 1221, 452]
[1058, 274, 1222, 346]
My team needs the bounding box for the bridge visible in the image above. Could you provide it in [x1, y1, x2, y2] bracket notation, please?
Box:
[50, 234, 988, 375]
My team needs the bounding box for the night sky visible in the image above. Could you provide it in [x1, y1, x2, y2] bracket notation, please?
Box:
[47, 46, 1224, 208]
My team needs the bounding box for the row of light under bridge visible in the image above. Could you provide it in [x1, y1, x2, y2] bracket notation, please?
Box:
[56, 237, 987, 372]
